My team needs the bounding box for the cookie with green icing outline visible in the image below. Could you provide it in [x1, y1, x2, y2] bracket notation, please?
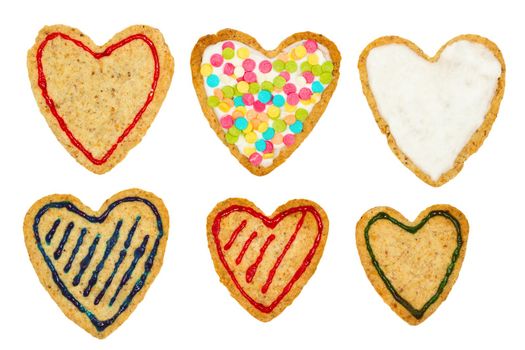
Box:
[355, 205, 469, 324]
[191, 29, 341, 175]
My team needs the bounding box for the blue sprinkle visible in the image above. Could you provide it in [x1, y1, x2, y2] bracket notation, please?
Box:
[206, 74, 219, 88]
[258, 90, 272, 104]
[272, 94, 285, 107]
[312, 81, 324, 93]
[255, 139, 267, 152]
[234, 96, 245, 107]
[290, 121, 303, 134]
[234, 117, 248, 131]
[263, 127, 275, 140]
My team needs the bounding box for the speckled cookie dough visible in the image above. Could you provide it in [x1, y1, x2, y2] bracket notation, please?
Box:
[207, 198, 329, 321]
[27, 25, 174, 174]
[355, 205, 469, 324]
[23, 189, 170, 338]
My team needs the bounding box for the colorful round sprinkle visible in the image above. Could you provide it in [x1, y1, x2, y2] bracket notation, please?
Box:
[249, 152, 262, 166]
[210, 54, 224, 67]
[259, 60, 272, 73]
[206, 74, 219, 87]
[290, 120, 303, 134]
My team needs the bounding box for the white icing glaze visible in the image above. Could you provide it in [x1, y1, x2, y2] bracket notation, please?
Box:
[202, 40, 332, 167]
[366, 40, 502, 181]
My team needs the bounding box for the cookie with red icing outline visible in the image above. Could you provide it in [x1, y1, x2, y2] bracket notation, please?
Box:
[27, 25, 174, 174]
[191, 29, 340, 175]
[207, 198, 329, 321]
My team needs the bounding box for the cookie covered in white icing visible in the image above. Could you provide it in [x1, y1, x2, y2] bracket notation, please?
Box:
[358, 35, 505, 186]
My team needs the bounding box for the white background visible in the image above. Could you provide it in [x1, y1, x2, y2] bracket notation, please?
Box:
[1, 0, 523, 348]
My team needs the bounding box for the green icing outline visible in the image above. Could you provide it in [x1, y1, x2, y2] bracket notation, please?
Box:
[364, 210, 462, 319]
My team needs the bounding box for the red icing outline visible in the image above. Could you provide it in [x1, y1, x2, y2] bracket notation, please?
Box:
[211, 204, 324, 314]
[36, 32, 160, 165]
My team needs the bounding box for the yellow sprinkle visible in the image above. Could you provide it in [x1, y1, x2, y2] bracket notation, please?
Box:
[258, 122, 268, 132]
[294, 45, 307, 59]
[235, 106, 247, 115]
[237, 47, 250, 59]
[302, 99, 312, 105]
[218, 102, 230, 112]
[244, 122, 253, 133]
[200, 63, 213, 77]
[307, 53, 319, 65]
[263, 153, 274, 159]
[244, 146, 256, 156]
[284, 103, 297, 113]
[267, 106, 280, 119]
[245, 132, 257, 143]
[237, 81, 249, 94]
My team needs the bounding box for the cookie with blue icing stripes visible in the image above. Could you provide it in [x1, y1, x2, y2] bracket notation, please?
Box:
[23, 189, 169, 338]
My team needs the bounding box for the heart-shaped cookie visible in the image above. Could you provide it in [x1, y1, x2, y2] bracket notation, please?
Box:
[191, 29, 340, 175]
[355, 205, 469, 324]
[23, 189, 169, 338]
[358, 35, 505, 186]
[27, 25, 174, 174]
[207, 198, 329, 321]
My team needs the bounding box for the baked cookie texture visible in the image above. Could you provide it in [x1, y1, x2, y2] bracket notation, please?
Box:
[207, 198, 329, 321]
[358, 35, 505, 186]
[23, 189, 169, 338]
[356, 205, 469, 325]
[28, 25, 174, 174]
[191, 29, 341, 175]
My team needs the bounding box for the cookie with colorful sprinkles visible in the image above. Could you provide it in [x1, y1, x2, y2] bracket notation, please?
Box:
[191, 29, 340, 175]
[27, 25, 174, 174]
[207, 198, 329, 321]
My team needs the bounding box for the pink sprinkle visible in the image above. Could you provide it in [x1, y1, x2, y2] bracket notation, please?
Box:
[249, 152, 262, 166]
[254, 100, 266, 112]
[210, 54, 223, 67]
[299, 87, 312, 100]
[283, 134, 295, 146]
[280, 71, 290, 81]
[222, 41, 235, 50]
[242, 94, 254, 106]
[283, 83, 297, 95]
[264, 141, 274, 153]
[242, 59, 256, 72]
[259, 60, 272, 73]
[287, 93, 299, 106]
[303, 71, 314, 83]
[243, 71, 257, 83]
[223, 63, 235, 75]
[304, 40, 318, 53]
[220, 115, 233, 129]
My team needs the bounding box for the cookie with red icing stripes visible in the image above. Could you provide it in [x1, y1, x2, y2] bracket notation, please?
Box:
[191, 29, 340, 175]
[207, 198, 329, 321]
[27, 25, 174, 174]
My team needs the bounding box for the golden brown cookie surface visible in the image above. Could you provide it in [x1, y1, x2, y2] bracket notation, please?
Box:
[358, 35, 505, 186]
[207, 198, 329, 321]
[23, 189, 169, 338]
[191, 29, 340, 175]
[28, 25, 174, 174]
[356, 205, 469, 324]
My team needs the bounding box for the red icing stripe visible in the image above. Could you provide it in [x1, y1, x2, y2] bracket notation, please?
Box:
[245, 234, 275, 283]
[224, 220, 247, 251]
[36, 32, 160, 165]
[211, 205, 324, 314]
[235, 231, 257, 265]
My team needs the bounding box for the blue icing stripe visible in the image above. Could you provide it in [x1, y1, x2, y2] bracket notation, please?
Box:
[32, 196, 165, 332]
